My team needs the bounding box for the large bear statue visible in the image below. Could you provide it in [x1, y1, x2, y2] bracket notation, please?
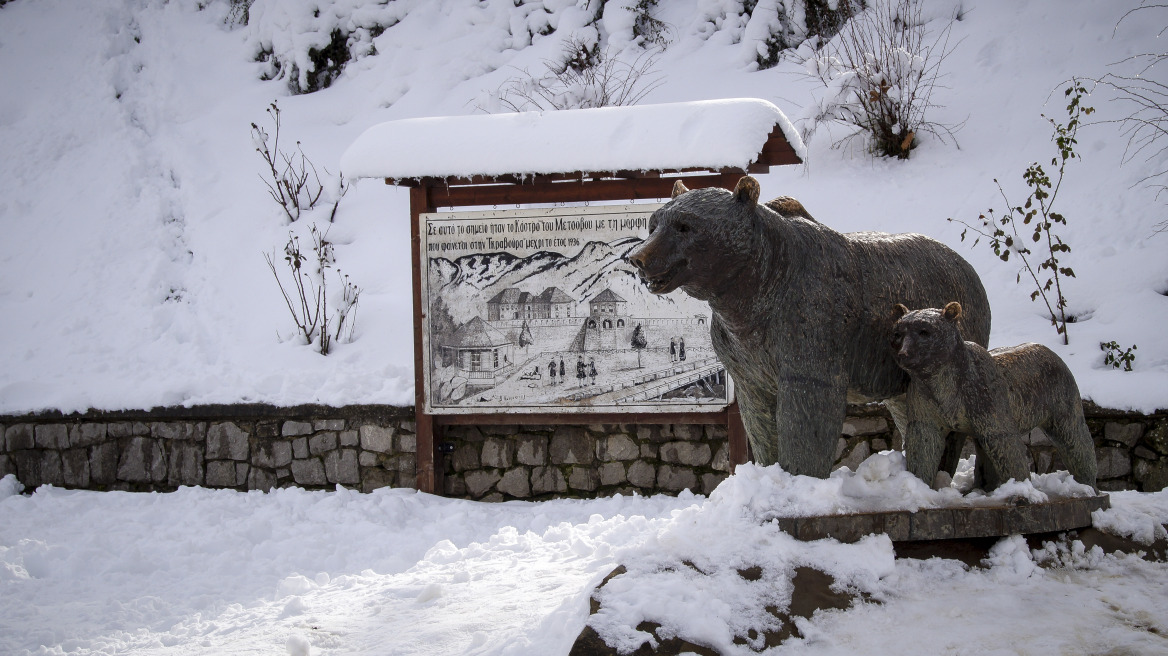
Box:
[626, 176, 991, 477]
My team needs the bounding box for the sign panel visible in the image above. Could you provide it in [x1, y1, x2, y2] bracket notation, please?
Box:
[420, 203, 730, 414]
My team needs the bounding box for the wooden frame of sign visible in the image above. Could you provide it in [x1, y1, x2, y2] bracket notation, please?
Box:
[390, 126, 800, 494]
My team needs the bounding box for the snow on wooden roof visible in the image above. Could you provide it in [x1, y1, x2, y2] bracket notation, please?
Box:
[340, 98, 804, 183]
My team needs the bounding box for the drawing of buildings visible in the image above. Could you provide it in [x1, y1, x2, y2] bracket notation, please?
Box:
[441, 316, 515, 389]
[486, 286, 576, 320]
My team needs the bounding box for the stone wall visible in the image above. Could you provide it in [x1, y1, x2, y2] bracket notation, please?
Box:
[1, 402, 1165, 498]
[0, 405, 417, 493]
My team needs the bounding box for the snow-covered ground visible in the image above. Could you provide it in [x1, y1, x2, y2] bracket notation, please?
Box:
[0, 0, 1165, 415]
[2, 467, 1166, 656]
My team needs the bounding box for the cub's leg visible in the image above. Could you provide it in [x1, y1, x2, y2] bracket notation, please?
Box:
[975, 433, 1031, 491]
[773, 372, 848, 478]
[904, 418, 949, 488]
[1046, 415, 1098, 490]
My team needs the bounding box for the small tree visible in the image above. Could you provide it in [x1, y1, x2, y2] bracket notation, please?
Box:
[950, 82, 1092, 345]
[630, 323, 648, 368]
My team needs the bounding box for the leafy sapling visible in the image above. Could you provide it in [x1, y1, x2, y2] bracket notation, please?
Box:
[950, 81, 1093, 344]
[1100, 340, 1137, 371]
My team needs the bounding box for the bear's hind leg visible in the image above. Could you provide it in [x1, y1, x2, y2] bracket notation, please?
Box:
[1046, 415, 1098, 490]
[975, 434, 1031, 492]
[773, 373, 848, 478]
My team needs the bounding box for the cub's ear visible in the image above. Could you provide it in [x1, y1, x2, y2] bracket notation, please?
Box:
[671, 180, 689, 199]
[891, 304, 910, 319]
[942, 302, 963, 321]
[733, 175, 760, 206]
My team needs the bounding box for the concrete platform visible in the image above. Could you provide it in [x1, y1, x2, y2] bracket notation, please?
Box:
[775, 494, 1111, 543]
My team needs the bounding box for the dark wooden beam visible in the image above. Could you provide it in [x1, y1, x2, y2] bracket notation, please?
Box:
[434, 410, 729, 427]
[421, 172, 740, 208]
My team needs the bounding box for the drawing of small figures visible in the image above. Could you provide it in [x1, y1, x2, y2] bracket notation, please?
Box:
[547, 358, 556, 385]
[559, 357, 565, 385]
[589, 358, 597, 386]
[670, 337, 678, 362]
[576, 355, 586, 388]
[679, 337, 686, 362]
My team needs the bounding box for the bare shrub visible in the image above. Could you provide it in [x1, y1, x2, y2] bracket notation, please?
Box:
[251, 101, 348, 223]
[265, 225, 361, 355]
[802, 0, 961, 159]
[483, 36, 664, 112]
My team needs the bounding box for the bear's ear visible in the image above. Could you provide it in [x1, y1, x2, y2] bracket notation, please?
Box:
[942, 302, 963, 321]
[733, 176, 760, 206]
[891, 304, 910, 319]
[671, 180, 689, 199]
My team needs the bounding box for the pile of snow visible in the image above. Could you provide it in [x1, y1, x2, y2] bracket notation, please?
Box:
[1, 465, 1166, 655]
[340, 98, 803, 180]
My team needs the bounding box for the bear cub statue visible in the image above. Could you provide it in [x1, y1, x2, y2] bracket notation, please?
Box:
[891, 301, 1097, 492]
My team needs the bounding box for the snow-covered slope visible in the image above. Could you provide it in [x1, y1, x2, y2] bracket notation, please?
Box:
[0, 0, 1165, 414]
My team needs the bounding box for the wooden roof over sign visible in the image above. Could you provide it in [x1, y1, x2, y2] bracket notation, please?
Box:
[340, 98, 804, 190]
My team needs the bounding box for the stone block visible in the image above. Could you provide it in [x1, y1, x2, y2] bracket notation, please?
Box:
[282, 421, 314, 437]
[450, 444, 480, 472]
[325, 449, 360, 485]
[5, 424, 34, 451]
[481, 438, 514, 468]
[206, 461, 238, 487]
[207, 423, 249, 461]
[1026, 427, 1053, 447]
[599, 462, 626, 486]
[396, 453, 416, 473]
[711, 445, 729, 473]
[314, 419, 345, 432]
[627, 461, 656, 488]
[636, 425, 659, 443]
[1096, 447, 1132, 479]
[89, 442, 119, 485]
[107, 422, 148, 438]
[61, 448, 90, 487]
[70, 423, 107, 448]
[0, 455, 13, 479]
[516, 434, 548, 466]
[340, 430, 360, 447]
[465, 470, 502, 498]
[1134, 445, 1156, 460]
[309, 432, 338, 456]
[395, 431, 416, 453]
[834, 442, 871, 472]
[255, 421, 279, 439]
[291, 458, 327, 486]
[248, 467, 277, 492]
[658, 441, 711, 467]
[152, 422, 205, 441]
[639, 443, 658, 459]
[497, 468, 531, 498]
[1136, 460, 1168, 492]
[293, 437, 308, 459]
[168, 441, 204, 487]
[1144, 422, 1168, 456]
[664, 424, 703, 441]
[531, 466, 566, 495]
[37, 451, 64, 486]
[597, 435, 639, 462]
[117, 437, 166, 484]
[701, 472, 727, 495]
[254, 440, 293, 469]
[359, 425, 394, 453]
[400, 421, 417, 434]
[550, 428, 594, 465]
[1104, 422, 1145, 447]
[362, 468, 397, 493]
[568, 467, 599, 492]
[842, 417, 888, 437]
[1098, 480, 1132, 492]
[656, 464, 697, 492]
[35, 424, 69, 449]
[444, 474, 467, 497]
[833, 437, 847, 462]
[359, 451, 379, 467]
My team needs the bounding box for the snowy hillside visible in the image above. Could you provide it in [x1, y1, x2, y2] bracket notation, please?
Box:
[1, 0, 1166, 414]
